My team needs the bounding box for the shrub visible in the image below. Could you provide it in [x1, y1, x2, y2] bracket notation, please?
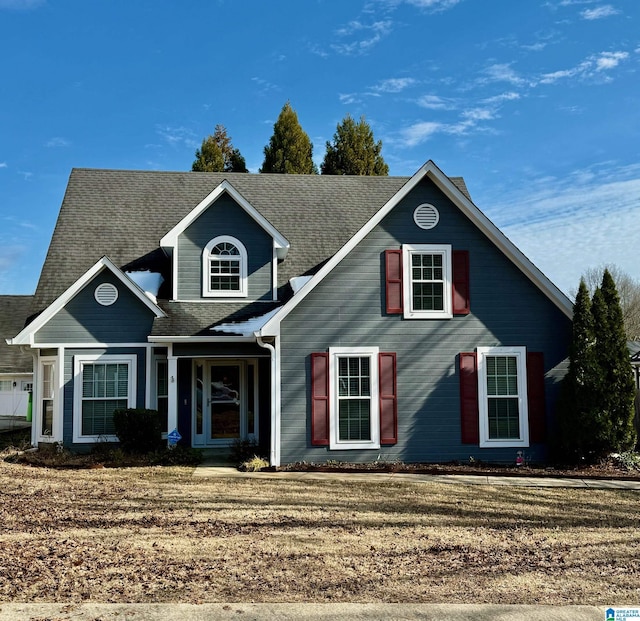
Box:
[239, 455, 269, 472]
[229, 438, 260, 464]
[113, 408, 163, 454]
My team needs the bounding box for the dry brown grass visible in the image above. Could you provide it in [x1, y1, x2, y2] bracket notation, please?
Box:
[1, 460, 639, 605]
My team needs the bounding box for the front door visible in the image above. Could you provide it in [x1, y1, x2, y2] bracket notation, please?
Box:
[192, 360, 257, 447]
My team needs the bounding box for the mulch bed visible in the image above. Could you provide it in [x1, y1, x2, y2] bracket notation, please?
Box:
[277, 459, 640, 481]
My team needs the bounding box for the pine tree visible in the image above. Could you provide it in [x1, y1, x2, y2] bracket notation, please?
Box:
[321, 114, 389, 176]
[260, 102, 317, 174]
[598, 270, 636, 450]
[192, 125, 248, 173]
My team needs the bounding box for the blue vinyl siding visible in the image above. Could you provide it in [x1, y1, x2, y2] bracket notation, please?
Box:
[35, 271, 155, 344]
[62, 347, 147, 450]
[176, 193, 273, 301]
[279, 177, 571, 465]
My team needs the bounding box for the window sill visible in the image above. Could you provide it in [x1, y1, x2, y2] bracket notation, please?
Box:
[329, 441, 381, 451]
[479, 438, 529, 449]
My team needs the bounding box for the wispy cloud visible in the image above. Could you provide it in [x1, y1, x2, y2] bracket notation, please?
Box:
[403, 0, 461, 10]
[415, 94, 456, 110]
[0, 0, 44, 9]
[45, 137, 70, 148]
[397, 121, 443, 146]
[154, 125, 198, 149]
[481, 91, 521, 104]
[339, 93, 360, 105]
[581, 4, 619, 19]
[478, 162, 640, 294]
[251, 76, 279, 95]
[370, 77, 417, 93]
[538, 50, 629, 83]
[397, 90, 519, 146]
[376, 0, 461, 11]
[332, 19, 393, 55]
[0, 163, 7, 169]
[479, 63, 527, 87]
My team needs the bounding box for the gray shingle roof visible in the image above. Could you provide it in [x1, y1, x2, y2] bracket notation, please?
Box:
[0, 296, 34, 373]
[31, 169, 471, 337]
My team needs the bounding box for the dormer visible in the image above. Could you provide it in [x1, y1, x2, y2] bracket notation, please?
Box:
[160, 180, 289, 302]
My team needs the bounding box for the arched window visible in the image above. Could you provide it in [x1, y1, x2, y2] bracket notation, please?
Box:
[202, 236, 247, 297]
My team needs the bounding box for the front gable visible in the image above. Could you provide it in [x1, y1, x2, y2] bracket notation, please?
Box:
[160, 181, 290, 302]
[10, 257, 165, 346]
[260, 160, 572, 337]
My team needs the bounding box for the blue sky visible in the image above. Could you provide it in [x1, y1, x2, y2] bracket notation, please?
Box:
[1, 0, 638, 296]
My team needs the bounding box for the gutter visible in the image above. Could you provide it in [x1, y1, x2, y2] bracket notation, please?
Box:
[256, 335, 280, 467]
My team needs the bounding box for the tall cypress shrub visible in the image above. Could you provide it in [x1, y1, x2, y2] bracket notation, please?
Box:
[556, 279, 600, 460]
[558, 273, 637, 463]
[598, 270, 636, 451]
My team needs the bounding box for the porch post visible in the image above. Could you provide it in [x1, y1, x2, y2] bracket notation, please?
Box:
[167, 344, 178, 441]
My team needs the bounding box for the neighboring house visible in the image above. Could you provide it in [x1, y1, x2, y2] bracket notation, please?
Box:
[8, 161, 572, 464]
[0, 296, 34, 418]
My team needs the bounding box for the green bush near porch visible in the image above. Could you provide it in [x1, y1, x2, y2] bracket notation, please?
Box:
[113, 408, 163, 454]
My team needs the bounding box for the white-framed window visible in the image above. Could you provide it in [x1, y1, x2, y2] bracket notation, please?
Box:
[402, 244, 452, 319]
[40, 360, 56, 438]
[202, 235, 248, 298]
[477, 346, 529, 448]
[0, 380, 11, 391]
[329, 346, 380, 450]
[155, 358, 168, 433]
[73, 354, 137, 442]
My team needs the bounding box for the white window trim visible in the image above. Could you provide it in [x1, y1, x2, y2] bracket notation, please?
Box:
[402, 243, 452, 319]
[37, 357, 58, 443]
[202, 235, 248, 298]
[328, 346, 380, 450]
[477, 346, 529, 448]
[73, 354, 137, 443]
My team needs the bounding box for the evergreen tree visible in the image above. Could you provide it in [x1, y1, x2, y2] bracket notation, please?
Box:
[597, 270, 636, 450]
[192, 125, 248, 173]
[321, 114, 389, 176]
[558, 273, 637, 463]
[260, 102, 317, 174]
[556, 279, 600, 460]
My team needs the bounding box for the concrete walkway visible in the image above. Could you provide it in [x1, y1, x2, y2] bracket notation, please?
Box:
[193, 463, 640, 490]
[0, 603, 612, 621]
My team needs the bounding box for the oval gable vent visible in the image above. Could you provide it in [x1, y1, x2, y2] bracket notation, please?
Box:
[413, 203, 440, 230]
[94, 283, 118, 306]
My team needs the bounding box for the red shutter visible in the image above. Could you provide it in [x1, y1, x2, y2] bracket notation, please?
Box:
[527, 351, 546, 443]
[311, 352, 330, 446]
[385, 249, 403, 314]
[379, 352, 398, 445]
[459, 352, 479, 444]
[452, 250, 470, 315]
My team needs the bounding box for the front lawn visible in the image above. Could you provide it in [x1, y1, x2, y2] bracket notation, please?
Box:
[0, 459, 638, 604]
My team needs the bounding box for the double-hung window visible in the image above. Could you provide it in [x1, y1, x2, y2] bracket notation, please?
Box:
[73, 354, 136, 442]
[202, 236, 247, 297]
[477, 346, 529, 447]
[328, 347, 380, 450]
[402, 244, 452, 319]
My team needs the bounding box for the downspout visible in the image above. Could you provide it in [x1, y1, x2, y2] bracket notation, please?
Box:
[256, 335, 280, 467]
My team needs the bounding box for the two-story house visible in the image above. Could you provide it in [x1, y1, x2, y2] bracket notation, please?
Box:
[9, 160, 572, 465]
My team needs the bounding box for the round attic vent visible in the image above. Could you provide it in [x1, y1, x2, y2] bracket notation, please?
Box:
[413, 203, 440, 230]
[94, 283, 118, 306]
